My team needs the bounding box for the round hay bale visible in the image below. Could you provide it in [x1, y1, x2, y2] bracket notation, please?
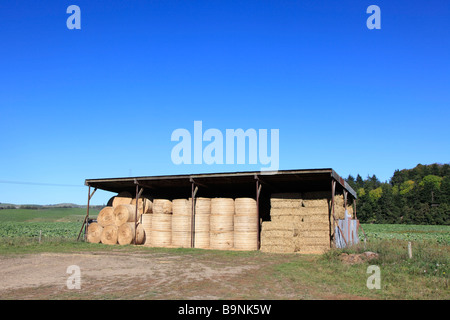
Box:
[210, 214, 233, 232]
[194, 214, 210, 232]
[153, 199, 172, 214]
[172, 199, 192, 215]
[131, 197, 152, 214]
[172, 231, 191, 248]
[112, 191, 133, 207]
[172, 214, 192, 232]
[114, 204, 139, 226]
[151, 213, 172, 247]
[118, 222, 145, 245]
[234, 198, 257, 214]
[101, 225, 118, 245]
[234, 214, 259, 232]
[97, 206, 115, 227]
[172, 214, 192, 248]
[191, 197, 211, 214]
[211, 198, 234, 215]
[194, 232, 210, 249]
[234, 231, 258, 251]
[87, 222, 103, 243]
[141, 214, 152, 245]
[210, 231, 233, 250]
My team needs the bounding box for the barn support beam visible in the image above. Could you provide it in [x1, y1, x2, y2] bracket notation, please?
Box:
[77, 186, 97, 241]
[190, 178, 199, 248]
[255, 175, 262, 250]
[331, 179, 347, 248]
[134, 180, 144, 245]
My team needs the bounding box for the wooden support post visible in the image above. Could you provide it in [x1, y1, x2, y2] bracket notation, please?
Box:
[134, 181, 144, 245]
[77, 186, 97, 241]
[331, 179, 347, 248]
[190, 179, 198, 248]
[255, 176, 262, 250]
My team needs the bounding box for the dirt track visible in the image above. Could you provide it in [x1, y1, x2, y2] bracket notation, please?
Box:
[0, 250, 369, 300]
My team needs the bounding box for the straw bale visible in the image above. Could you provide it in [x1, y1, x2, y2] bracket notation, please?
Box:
[194, 214, 210, 232]
[171, 231, 191, 248]
[210, 214, 233, 232]
[141, 214, 152, 245]
[152, 213, 172, 231]
[301, 199, 329, 207]
[151, 230, 171, 247]
[211, 198, 234, 215]
[261, 221, 294, 232]
[114, 204, 140, 226]
[101, 225, 118, 245]
[262, 229, 296, 238]
[234, 231, 258, 251]
[270, 207, 329, 216]
[172, 199, 192, 215]
[87, 222, 103, 243]
[131, 197, 152, 214]
[270, 199, 302, 209]
[194, 232, 210, 249]
[112, 191, 133, 207]
[260, 244, 296, 253]
[117, 222, 145, 245]
[97, 206, 115, 227]
[153, 199, 172, 214]
[194, 197, 211, 214]
[172, 214, 192, 232]
[210, 231, 233, 250]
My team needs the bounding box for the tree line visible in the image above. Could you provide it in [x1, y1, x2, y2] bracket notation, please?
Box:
[346, 163, 450, 225]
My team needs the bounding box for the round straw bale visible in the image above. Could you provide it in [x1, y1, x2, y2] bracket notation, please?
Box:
[87, 222, 103, 243]
[114, 204, 139, 226]
[118, 222, 145, 245]
[131, 197, 153, 214]
[210, 214, 233, 232]
[153, 199, 172, 214]
[192, 197, 211, 214]
[210, 231, 233, 250]
[141, 214, 152, 245]
[234, 198, 257, 215]
[211, 198, 234, 215]
[234, 231, 258, 251]
[97, 206, 115, 227]
[112, 191, 133, 207]
[172, 199, 192, 215]
[101, 225, 118, 245]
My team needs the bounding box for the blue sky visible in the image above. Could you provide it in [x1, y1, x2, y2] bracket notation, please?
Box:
[0, 0, 449, 205]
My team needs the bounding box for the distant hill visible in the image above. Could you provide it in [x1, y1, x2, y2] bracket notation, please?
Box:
[0, 203, 103, 210]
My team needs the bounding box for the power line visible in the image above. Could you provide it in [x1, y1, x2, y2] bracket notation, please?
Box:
[0, 180, 84, 187]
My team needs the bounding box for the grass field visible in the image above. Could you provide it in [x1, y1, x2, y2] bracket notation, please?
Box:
[0, 208, 448, 300]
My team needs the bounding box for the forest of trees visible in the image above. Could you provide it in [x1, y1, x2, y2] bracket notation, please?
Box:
[346, 163, 450, 225]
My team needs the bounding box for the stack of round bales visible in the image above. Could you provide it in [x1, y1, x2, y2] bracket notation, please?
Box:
[234, 198, 259, 250]
[193, 197, 211, 249]
[172, 199, 192, 248]
[87, 191, 150, 246]
[151, 199, 172, 247]
[210, 198, 234, 250]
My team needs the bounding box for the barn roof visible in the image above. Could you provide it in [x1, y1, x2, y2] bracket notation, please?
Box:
[85, 168, 357, 200]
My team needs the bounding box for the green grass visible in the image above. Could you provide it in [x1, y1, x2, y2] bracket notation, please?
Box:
[0, 207, 99, 242]
[0, 209, 448, 299]
[360, 223, 450, 245]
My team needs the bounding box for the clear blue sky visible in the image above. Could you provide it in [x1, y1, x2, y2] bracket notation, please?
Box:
[0, 0, 449, 205]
